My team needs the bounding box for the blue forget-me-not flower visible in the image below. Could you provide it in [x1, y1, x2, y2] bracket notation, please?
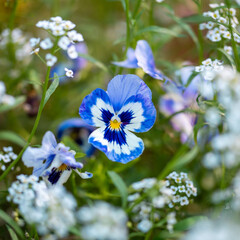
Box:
[113, 40, 169, 81]
[79, 74, 156, 163]
[22, 131, 92, 185]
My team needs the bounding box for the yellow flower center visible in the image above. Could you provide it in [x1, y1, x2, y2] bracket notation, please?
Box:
[110, 119, 121, 130]
[58, 164, 68, 171]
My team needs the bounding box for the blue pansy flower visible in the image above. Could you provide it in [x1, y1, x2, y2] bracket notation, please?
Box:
[159, 66, 199, 143]
[113, 40, 169, 81]
[79, 74, 156, 163]
[22, 131, 92, 185]
[50, 42, 87, 83]
[57, 118, 96, 157]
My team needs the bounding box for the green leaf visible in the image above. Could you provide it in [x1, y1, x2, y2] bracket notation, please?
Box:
[159, 145, 199, 179]
[135, 25, 183, 38]
[28, 70, 42, 86]
[174, 216, 207, 231]
[0, 96, 26, 114]
[78, 53, 108, 72]
[75, 152, 86, 159]
[216, 48, 235, 68]
[69, 226, 82, 237]
[0, 131, 26, 147]
[0, 210, 24, 239]
[43, 73, 59, 107]
[183, 15, 212, 23]
[169, 13, 201, 56]
[7, 225, 19, 240]
[108, 171, 128, 208]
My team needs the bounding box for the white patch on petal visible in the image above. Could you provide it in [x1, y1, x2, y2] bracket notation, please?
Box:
[56, 169, 72, 185]
[118, 102, 145, 131]
[91, 98, 115, 127]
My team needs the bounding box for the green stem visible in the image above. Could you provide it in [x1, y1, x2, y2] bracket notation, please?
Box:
[225, 0, 240, 71]
[0, 67, 51, 182]
[125, 0, 131, 53]
[197, 0, 204, 63]
[221, 161, 225, 189]
[133, 0, 142, 19]
[149, 0, 154, 25]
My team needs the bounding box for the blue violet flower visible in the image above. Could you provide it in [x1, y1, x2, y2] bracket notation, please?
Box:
[22, 131, 92, 185]
[113, 40, 169, 81]
[79, 74, 156, 163]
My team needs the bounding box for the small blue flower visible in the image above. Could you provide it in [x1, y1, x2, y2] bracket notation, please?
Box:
[79, 74, 156, 163]
[50, 42, 87, 83]
[57, 118, 96, 157]
[113, 40, 169, 81]
[22, 131, 92, 185]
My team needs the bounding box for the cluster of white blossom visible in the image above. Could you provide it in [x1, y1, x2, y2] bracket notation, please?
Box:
[0, 28, 32, 62]
[7, 175, 76, 240]
[200, 3, 240, 43]
[195, 58, 224, 81]
[30, 16, 83, 71]
[128, 173, 197, 233]
[0, 81, 15, 106]
[202, 67, 240, 169]
[0, 146, 17, 171]
[77, 202, 128, 240]
[166, 172, 197, 208]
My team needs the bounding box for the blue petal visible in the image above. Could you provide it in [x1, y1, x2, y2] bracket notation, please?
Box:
[79, 88, 115, 126]
[88, 127, 144, 163]
[107, 74, 152, 112]
[118, 93, 156, 132]
[42, 131, 58, 153]
[135, 40, 168, 80]
[112, 48, 138, 68]
[58, 151, 83, 169]
[57, 118, 96, 157]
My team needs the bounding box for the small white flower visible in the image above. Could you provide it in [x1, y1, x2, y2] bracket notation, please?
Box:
[63, 20, 76, 30]
[45, 54, 57, 67]
[50, 16, 63, 24]
[202, 58, 212, 66]
[170, 186, 178, 194]
[218, 17, 227, 24]
[67, 45, 78, 59]
[224, 46, 233, 55]
[178, 185, 186, 193]
[175, 177, 182, 184]
[67, 30, 84, 42]
[36, 20, 49, 29]
[186, 188, 193, 197]
[52, 25, 65, 36]
[206, 21, 214, 30]
[137, 219, 152, 233]
[172, 195, 181, 203]
[223, 31, 231, 39]
[211, 10, 220, 19]
[30, 48, 40, 55]
[3, 146, 13, 152]
[64, 68, 74, 78]
[195, 65, 204, 72]
[180, 196, 189, 206]
[127, 193, 140, 202]
[40, 38, 53, 50]
[29, 38, 40, 47]
[58, 36, 71, 50]
[199, 23, 206, 30]
[180, 172, 188, 179]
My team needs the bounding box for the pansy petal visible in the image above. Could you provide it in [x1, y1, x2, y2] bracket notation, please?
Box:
[22, 147, 51, 176]
[79, 88, 115, 126]
[42, 131, 58, 152]
[74, 169, 93, 179]
[112, 48, 139, 69]
[88, 127, 144, 163]
[135, 40, 167, 80]
[107, 74, 152, 112]
[58, 152, 83, 169]
[118, 94, 156, 132]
